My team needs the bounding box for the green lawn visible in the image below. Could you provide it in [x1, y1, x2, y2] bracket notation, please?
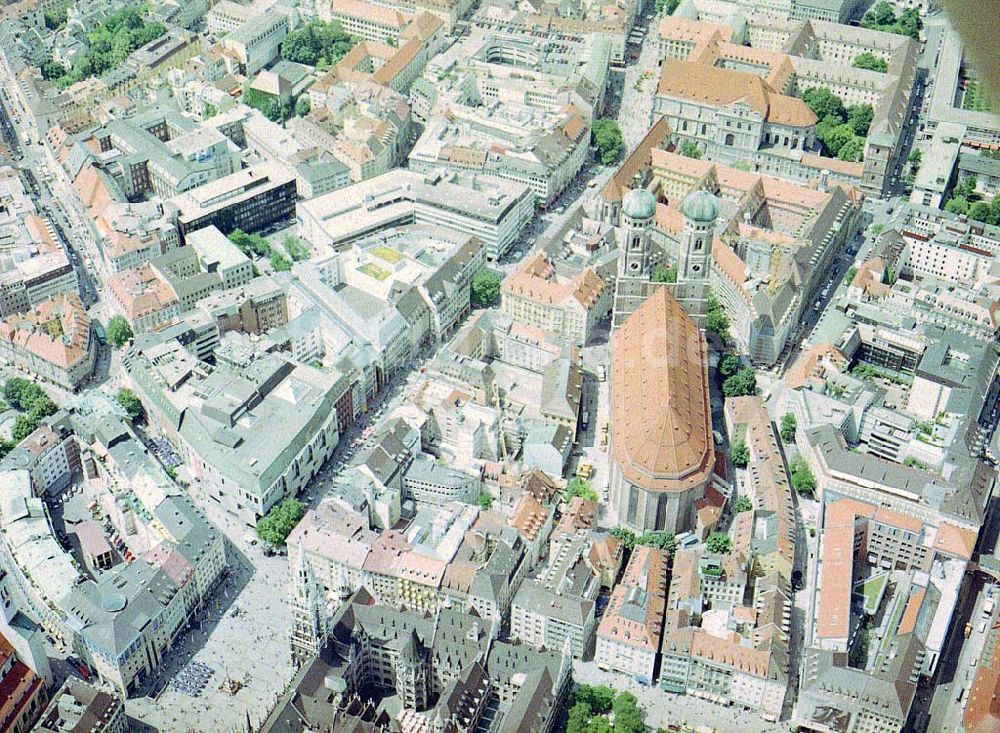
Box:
[854, 572, 888, 615]
[962, 79, 993, 112]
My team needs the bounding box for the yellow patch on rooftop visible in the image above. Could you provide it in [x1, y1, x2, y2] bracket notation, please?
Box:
[358, 263, 390, 281]
[371, 246, 404, 264]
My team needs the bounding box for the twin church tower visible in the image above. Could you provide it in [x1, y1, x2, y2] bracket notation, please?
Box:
[611, 183, 719, 329]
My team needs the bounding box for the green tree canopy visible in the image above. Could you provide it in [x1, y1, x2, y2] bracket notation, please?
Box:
[476, 491, 493, 510]
[679, 140, 702, 159]
[734, 494, 752, 513]
[719, 353, 740, 379]
[565, 477, 598, 503]
[837, 136, 866, 162]
[281, 20, 355, 66]
[610, 525, 637, 550]
[852, 52, 888, 73]
[471, 269, 502, 308]
[636, 531, 677, 555]
[106, 315, 134, 348]
[611, 692, 646, 733]
[705, 296, 730, 344]
[655, 0, 680, 12]
[861, 1, 921, 39]
[731, 439, 749, 468]
[706, 531, 731, 554]
[802, 87, 845, 121]
[780, 413, 797, 442]
[295, 95, 312, 117]
[592, 119, 624, 165]
[575, 685, 615, 715]
[723, 368, 756, 398]
[789, 455, 816, 496]
[847, 104, 874, 137]
[651, 264, 677, 283]
[115, 388, 144, 423]
[256, 498, 307, 546]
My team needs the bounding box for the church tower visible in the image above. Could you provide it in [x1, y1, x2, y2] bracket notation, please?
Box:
[674, 189, 719, 326]
[612, 187, 657, 327]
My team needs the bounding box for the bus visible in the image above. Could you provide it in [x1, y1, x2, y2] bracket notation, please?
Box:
[581, 411, 589, 429]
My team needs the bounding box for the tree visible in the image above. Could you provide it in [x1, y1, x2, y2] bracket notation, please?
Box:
[780, 413, 797, 443]
[587, 719, 612, 733]
[705, 296, 730, 344]
[592, 119, 624, 165]
[706, 531, 732, 554]
[610, 526, 637, 550]
[731, 439, 749, 468]
[864, 0, 896, 26]
[106, 315, 133, 348]
[295, 95, 311, 117]
[471, 269, 502, 308]
[565, 477, 598, 502]
[476, 491, 493, 510]
[945, 196, 969, 216]
[822, 123, 857, 158]
[11, 414, 39, 443]
[566, 702, 592, 733]
[611, 692, 645, 733]
[908, 148, 922, 167]
[789, 455, 816, 497]
[723, 368, 756, 398]
[655, 0, 680, 12]
[734, 494, 753, 513]
[843, 266, 858, 285]
[228, 229, 272, 258]
[256, 498, 307, 546]
[651, 264, 676, 283]
[40, 59, 67, 80]
[837, 137, 865, 162]
[115, 388, 144, 423]
[44, 8, 68, 29]
[575, 685, 615, 715]
[679, 140, 702, 159]
[802, 87, 845, 122]
[852, 52, 888, 73]
[637, 531, 677, 555]
[847, 104, 874, 137]
[281, 20, 355, 66]
[4, 379, 56, 421]
[719, 353, 740, 379]
[270, 252, 292, 272]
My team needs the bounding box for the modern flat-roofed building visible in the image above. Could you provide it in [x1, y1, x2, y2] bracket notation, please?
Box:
[172, 161, 298, 238]
[297, 169, 532, 261]
[220, 12, 289, 76]
[125, 333, 354, 525]
[183, 225, 254, 290]
[609, 288, 714, 533]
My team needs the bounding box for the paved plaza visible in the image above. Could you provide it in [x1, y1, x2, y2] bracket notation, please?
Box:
[125, 532, 293, 732]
